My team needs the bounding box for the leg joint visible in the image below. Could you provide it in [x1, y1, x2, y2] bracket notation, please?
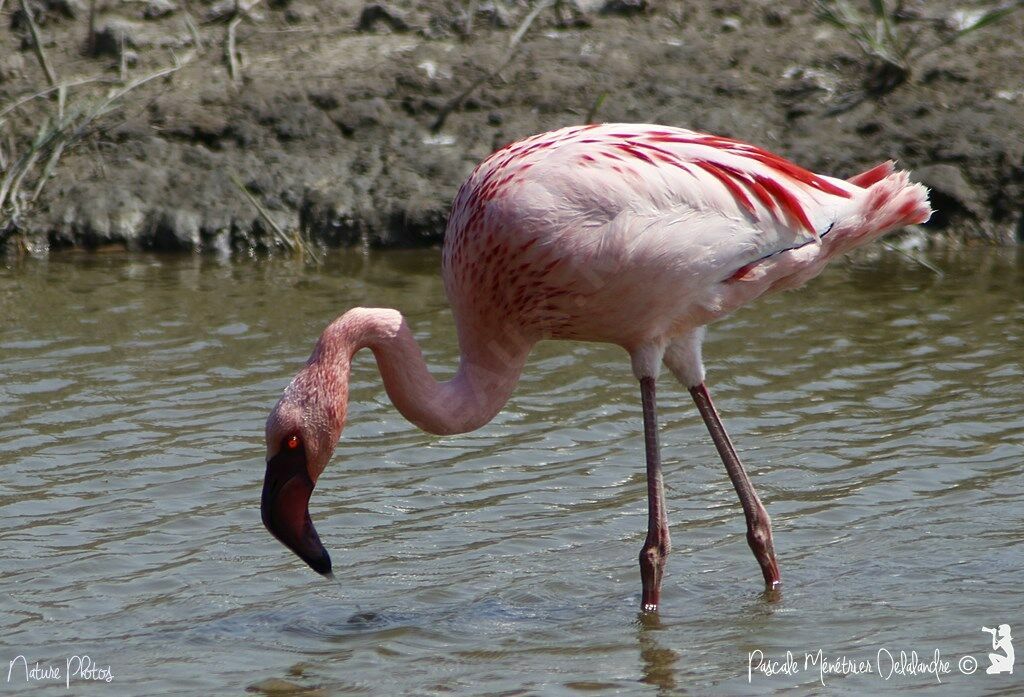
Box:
[746, 519, 774, 556]
[639, 539, 671, 565]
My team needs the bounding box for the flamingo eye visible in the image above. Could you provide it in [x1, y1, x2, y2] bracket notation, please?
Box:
[285, 434, 300, 450]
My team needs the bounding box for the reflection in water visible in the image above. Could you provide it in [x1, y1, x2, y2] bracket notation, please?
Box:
[1, 247, 1022, 694]
[637, 612, 679, 694]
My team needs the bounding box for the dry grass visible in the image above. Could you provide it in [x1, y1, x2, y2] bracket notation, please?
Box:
[431, 0, 553, 133]
[229, 171, 321, 263]
[0, 53, 194, 246]
[816, 0, 1024, 90]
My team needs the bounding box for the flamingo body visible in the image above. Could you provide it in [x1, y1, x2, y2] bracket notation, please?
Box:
[261, 124, 931, 610]
[443, 124, 927, 359]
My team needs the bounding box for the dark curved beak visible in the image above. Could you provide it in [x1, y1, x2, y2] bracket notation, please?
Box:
[261, 448, 332, 577]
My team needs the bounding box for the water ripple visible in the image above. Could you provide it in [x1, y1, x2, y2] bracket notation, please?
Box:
[1, 249, 1022, 695]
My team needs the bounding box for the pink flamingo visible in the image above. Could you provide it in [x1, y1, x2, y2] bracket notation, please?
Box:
[262, 124, 931, 612]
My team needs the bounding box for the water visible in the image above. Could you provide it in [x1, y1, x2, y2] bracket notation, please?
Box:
[1, 248, 1022, 696]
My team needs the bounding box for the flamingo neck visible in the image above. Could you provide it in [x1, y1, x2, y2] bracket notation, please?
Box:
[319, 307, 529, 436]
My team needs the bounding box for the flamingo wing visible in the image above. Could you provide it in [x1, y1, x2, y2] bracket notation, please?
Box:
[462, 124, 862, 282]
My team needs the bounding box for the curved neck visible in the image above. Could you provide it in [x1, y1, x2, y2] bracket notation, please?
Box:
[318, 308, 530, 436]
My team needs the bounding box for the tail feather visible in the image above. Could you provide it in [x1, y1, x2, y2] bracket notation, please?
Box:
[826, 170, 931, 255]
[847, 160, 895, 187]
[720, 168, 932, 301]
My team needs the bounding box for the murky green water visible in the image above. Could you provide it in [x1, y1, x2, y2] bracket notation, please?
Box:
[1, 248, 1022, 695]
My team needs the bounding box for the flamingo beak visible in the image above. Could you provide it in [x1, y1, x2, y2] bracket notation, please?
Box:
[261, 448, 332, 577]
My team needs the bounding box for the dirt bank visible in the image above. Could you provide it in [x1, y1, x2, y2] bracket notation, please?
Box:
[1, 0, 1022, 256]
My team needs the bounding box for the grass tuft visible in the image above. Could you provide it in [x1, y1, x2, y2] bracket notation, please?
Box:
[229, 171, 321, 264]
[0, 54, 194, 246]
[816, 0, 1024, 94]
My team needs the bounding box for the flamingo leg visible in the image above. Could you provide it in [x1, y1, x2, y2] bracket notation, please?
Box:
[688, 382, 781, 589]
[639, 376, 671, 612]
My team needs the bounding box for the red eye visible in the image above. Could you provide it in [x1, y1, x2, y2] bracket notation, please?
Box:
[286, 435, 300, 450]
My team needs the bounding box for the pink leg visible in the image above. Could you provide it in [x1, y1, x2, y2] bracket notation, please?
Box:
[689, 383, 781, 589]
[639, 376, 671, 612]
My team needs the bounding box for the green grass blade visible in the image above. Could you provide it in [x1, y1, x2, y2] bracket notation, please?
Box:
[952, 2, 1023, 38]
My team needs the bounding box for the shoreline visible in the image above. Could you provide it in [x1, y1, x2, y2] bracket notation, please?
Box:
[1, 2, 1022, 256]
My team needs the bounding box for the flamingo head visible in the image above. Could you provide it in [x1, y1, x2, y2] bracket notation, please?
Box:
[261, 356, 349, 577]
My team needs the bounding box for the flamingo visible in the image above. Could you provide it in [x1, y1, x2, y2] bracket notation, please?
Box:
[261, 123, 931, 612]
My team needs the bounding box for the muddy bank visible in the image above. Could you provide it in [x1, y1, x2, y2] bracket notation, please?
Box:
[1, 1, 1022, 256]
